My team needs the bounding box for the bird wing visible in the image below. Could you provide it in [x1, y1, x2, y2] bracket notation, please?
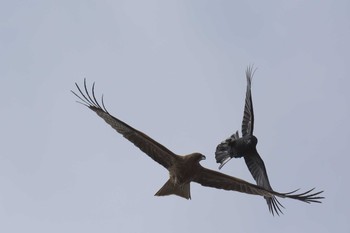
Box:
[244, 151, 285, 215]
[194, 166, 275, 197]
[241, 66, 255, 137]
[244, 151, 272, 191]
[193, 166, 324, 203]
[71, 79, 177, 169]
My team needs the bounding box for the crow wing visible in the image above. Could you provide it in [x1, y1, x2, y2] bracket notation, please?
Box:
[244, 150, 284, 215]
[72, 79, 177, 169]
[242, 67, 284, 214]
[244, 151, 272, 191]
[241, 66, 255, 137]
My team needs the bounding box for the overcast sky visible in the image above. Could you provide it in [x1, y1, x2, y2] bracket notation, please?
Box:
[1, 0, 349, 232]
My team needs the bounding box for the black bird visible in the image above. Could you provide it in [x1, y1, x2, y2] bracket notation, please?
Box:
[216, 66, 291, 215]
[72, 79, 323, 213]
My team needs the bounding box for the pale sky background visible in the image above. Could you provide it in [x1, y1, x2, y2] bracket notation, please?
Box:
[1, 0, 349, 232]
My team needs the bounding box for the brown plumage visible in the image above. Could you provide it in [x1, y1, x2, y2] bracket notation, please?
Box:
[71, 79, 324, 211]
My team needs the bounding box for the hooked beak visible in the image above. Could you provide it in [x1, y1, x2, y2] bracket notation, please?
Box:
[201, 155, 206, 160]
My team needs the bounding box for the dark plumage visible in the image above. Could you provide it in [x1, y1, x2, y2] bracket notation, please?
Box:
[216, 66, 313, 215]
[72, 79, 323, 211]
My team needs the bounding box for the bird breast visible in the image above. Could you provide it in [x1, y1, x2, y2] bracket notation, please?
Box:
[169, 159, 200, 185]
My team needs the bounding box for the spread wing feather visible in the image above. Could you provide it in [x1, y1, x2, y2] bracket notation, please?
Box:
[71, 79, 177, 169]
[242, 66, 255, 137]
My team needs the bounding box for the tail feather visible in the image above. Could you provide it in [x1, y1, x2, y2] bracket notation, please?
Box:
[155, 179, 191, 200]
[215, 131, 240, 166]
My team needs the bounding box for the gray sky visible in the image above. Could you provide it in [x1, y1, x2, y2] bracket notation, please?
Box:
[1, 0, 349, 232]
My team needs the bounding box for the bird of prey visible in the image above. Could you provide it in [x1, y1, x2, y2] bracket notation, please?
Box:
[72, 79, 323, 213]
[215, 66, 301, 215]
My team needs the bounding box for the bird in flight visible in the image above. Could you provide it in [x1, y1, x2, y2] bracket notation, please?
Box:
[215, 66, 305, 215]
[72, 79, 323, 214]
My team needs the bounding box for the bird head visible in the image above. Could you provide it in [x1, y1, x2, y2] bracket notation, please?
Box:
[247, 135, 258, 146]
[192, 153, 206, 162]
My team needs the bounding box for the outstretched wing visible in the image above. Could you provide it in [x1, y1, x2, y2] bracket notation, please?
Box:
[244, 150, 283, 215]
[241, 66, 256, 137]
[241, 67, 284, 215]
[71, 79, 177, 169]
[193, 166, 324, 208]
[244, 151, 272, 191]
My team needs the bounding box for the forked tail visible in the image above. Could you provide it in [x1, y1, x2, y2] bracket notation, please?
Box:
[154, 179, 191, 200]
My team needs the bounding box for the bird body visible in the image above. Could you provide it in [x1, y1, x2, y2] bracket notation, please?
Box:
[215, 66, 286, 215]
[155, 153, 205, 199]
[216, 130, 259, 161]
[72, 79, 323, 215]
